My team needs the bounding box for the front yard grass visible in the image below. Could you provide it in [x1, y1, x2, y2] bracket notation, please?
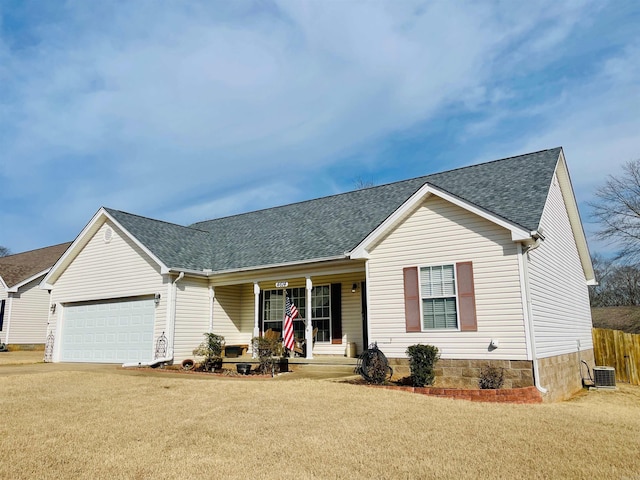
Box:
[1, 369, 639, 479]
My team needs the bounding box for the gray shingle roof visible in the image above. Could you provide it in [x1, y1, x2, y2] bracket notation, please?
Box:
[106, 148, 561, 273]
[0, 242, 72, 288]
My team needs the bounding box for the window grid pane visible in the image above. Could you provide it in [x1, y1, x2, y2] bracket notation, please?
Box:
[262, 286, 331, 341]
[311, 286, 331, 342]
[420, 265, 458, 330]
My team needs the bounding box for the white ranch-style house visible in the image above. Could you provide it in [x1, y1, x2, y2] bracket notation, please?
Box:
[42, 148, 595, 401]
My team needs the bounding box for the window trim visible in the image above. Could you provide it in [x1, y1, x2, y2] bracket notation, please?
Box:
[418, 262, 461, 332]
[261, 285, 333, 343]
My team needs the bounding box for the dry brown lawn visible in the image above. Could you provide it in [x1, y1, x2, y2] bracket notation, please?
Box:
[0, 350, 43, 365]
[1, 368, 639, 479]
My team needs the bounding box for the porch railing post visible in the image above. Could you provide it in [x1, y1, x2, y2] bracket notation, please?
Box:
[253, 283, 260, 358]
[306, 277, 313, 359]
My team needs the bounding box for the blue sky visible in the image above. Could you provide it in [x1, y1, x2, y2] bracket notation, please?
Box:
[1, 0, 638, 256]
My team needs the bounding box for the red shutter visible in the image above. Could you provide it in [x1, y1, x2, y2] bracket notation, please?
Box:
[456, 261, 477, 331]
[404, 267, 421, 332]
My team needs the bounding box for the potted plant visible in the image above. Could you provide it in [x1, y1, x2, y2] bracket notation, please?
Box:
[193, 333, 225, 372]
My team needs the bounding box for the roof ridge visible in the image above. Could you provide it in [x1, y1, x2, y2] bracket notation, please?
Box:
[191, 147, 562, 227]
[425, 146, 562, 178]
[0, 241, 73, 260]
[105, 207, 210, 233]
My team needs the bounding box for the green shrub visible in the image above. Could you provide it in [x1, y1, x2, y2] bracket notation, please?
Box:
[406, 344, 440, 387]
[193, 333, 225, 371]
[478, 364, 504, 389]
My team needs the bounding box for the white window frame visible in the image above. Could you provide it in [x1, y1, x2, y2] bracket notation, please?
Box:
[419, 262, 461, 331]
[262, 286, 332, 342]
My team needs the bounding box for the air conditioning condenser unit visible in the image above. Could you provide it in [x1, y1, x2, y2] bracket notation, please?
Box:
[593, 366, 616, 388]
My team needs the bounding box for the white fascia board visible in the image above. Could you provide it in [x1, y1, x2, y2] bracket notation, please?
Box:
[349, 183, 531, 259]
[0, 275, 7, 291]
[555, 150, 596, 283]
[8, 269, 49, 293]
[42, 207, 169, 289]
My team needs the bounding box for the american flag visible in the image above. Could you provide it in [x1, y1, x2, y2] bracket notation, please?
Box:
[283, 294, 298, 351]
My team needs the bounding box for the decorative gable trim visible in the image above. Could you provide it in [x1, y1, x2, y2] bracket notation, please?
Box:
[554, 150, 596, 284]
[349, 183, 532, 259]
[41, 207, 169, 289]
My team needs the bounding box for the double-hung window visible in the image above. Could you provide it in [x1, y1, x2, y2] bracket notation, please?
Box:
[262, 286, 332, 342]
[420, 264, 458, 329]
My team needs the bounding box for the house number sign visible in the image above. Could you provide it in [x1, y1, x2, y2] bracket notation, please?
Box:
[275, 281, 289, 288]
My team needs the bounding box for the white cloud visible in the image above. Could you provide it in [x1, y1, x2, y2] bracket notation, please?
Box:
[0, 0, 637, 252]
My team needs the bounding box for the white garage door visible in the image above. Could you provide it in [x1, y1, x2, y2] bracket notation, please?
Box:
[61, 298, 155, 363]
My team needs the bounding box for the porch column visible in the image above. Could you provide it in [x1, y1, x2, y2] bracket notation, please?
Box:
[253, 283, 260, 358]
[305, 277, 313, 359]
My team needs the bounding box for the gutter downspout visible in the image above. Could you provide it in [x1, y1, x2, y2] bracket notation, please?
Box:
[518, 241, 548, 394]
[123, 272, 184, 368]
[208, 286, 214, 333]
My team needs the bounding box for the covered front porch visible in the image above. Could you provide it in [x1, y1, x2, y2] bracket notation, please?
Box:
[203, 261, 368, 361]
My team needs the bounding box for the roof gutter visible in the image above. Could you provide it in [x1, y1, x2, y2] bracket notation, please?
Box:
[164, 254, 349, 278]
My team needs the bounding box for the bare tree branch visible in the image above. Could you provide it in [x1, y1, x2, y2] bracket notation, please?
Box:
[588, 158, 640, 262]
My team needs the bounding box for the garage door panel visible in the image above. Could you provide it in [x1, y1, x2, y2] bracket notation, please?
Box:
[61, 298, 155, 363]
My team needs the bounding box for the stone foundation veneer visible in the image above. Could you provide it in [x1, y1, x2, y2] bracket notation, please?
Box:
[389, 349, 596, 402]
[389, 358, 535, 390]
[538, 348, 595, 403]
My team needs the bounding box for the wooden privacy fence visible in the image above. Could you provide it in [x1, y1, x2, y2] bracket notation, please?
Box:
[592, 328, 640, 386]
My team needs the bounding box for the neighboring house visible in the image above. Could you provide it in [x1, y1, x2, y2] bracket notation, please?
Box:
[0, 243, 72, 348]
[42, 148, 595, 401]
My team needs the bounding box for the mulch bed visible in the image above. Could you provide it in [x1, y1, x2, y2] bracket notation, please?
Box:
[122, 365, 290, 379]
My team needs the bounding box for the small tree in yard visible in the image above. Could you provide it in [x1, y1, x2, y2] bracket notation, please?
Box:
[252, 336, 283, 376]
[406, 344, 440, 387]
[589, 158, 640, 262]
[193, 333, 225, 371]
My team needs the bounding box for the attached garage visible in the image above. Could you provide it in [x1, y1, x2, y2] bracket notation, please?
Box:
[60, 297, 155, 363]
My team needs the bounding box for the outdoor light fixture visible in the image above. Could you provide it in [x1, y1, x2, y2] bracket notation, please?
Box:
[154, 293, 161, 305]
[50, 303, 56, 314]
[352, 283, 358, 293]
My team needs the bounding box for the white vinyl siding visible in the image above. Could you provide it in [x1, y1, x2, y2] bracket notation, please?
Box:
[527, 173, 594, 357]
[3, 277, 50, 344]
[367, 195, 527, 360]
[213, 284, 249, 346]
[173, 277, 210, 362]
[50, 221, 166, 362]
